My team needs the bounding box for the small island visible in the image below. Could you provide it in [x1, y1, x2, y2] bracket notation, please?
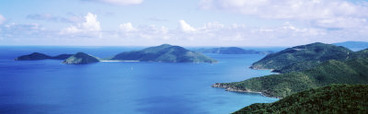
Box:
[15, 52, 73, 60]
[63, 52, 100, 64]
[112, 44, 217, 63]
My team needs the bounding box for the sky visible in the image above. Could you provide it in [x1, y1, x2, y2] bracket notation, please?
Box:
[0, 0, 368, 46]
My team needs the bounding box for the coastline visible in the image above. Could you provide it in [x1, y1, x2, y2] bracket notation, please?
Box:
[211, 83, 281, 99]
[100, 60, 140, 62]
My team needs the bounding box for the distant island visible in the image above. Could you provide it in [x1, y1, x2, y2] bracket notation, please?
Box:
[63, 52, 100, 64]
[112, 44, 217, 63]
[195, 47, 273, 54]
[15, 52, 72, 60]
[233, 85, 368, 113]
[15, 44, 217, 64]
[250, 42, 353, 73]
[333, 41, 368, 50]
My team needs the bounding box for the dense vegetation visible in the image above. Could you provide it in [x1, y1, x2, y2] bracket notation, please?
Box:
[195, 47, 272, 54]
[217, 56, 368, 98]
[15, 52, 72, 60]
[63, 52, 100, 64]
[233, 85, 368, 114]
[250, 42, 353, 73]
[112, 44, 217, 63]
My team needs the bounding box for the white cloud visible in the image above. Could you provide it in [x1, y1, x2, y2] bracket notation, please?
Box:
[0, 23, 48, 39]
[0, 14, 6, 25]
[85, 0, 143, 5]
[179, 20, 196, 33]
[113, 21, 334, 46]
[60, 12, 101, 37]
[26, 14, 83, 23]
[119, 22, 136, 32]
[199, 0, 368, 20]
[313, 17, 367, 29]
[198, 0, 368, 44]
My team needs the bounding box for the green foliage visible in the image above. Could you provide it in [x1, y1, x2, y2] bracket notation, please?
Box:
[63, 52, 100, 64]
[251, 42, 353, 73]
[112, 44, 217, 63]
[233, 85, 368, 114]
[223, 57, 368, 98]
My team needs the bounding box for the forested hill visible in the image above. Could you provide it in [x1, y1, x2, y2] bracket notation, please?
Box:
[112, 44, 217, 63]
[233, 85, 368, 114]
[250, 42, 353, 73]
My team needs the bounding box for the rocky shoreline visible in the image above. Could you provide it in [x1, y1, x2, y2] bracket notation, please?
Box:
[211, 83, 280, 99]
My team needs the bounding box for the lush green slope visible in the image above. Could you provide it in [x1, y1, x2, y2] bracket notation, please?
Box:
[250, 42, 353, 73]
[15, 52, 72, 60]
[214, 57, 368, 98]
[195, 47, 272, 54]
[233, 85, 368, 114]
[63, 52, 100, 64]
[112, 44, 217, 63]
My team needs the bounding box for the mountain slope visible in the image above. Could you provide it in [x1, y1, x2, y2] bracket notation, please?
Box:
[112, 44, 217, 63]
[250, 42, 353, 73]
[233, 85, 368, 114]
[63, 52, 100, 64]
[213, 57, 368, 98]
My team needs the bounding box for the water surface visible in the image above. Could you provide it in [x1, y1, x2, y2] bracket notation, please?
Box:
[0, 46, 278, 114]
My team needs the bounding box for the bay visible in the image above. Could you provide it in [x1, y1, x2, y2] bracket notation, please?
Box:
[0, 46, 278, 114]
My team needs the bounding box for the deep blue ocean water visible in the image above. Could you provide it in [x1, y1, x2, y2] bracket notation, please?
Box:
[0, 46, 279, 114]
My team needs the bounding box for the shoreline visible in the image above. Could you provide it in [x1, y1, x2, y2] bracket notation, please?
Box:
[211, 83, 281, 99]
[99, 60, 140, 62]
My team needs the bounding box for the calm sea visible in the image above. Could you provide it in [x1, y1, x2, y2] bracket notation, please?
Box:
[0, 46, 279, 114]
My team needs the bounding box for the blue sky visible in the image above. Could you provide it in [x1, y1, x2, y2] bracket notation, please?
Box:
[0, 0, 368, 46]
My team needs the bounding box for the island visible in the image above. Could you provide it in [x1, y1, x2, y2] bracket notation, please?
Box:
[63, 52, 100, 64]
[333, 41, 368, 50]
[112, 44, 217, 63]
[233, 85, 368, 113]
[250, 42, 353, 73]
[195, 47, 273, 54]
[15, 52, 73, 60]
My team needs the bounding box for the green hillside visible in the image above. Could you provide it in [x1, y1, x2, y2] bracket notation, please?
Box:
[233, 85, 368, 114]
[112, 44, 217, 63]
[63, 52, 100, 64]
[214, 57, 368, 98]
[250, 42, 353, 73]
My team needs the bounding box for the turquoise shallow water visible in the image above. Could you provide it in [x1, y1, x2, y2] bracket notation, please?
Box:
[0, 46, 278, 114]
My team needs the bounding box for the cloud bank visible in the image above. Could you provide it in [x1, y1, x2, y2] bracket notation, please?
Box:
[84, 0, 143, 5]
[60, 12, 101, 37]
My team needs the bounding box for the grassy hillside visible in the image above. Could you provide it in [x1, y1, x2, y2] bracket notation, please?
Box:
[215, 57, 368, 98]
[233, 85, 368, 114]
[112, 44, 217, 63]
[250, 42, 353, 73]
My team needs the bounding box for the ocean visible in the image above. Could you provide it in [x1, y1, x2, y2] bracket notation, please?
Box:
[0, 46, 279, 114]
